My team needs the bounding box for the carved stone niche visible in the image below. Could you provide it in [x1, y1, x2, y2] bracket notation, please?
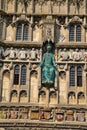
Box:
[42, 16, 56, 42]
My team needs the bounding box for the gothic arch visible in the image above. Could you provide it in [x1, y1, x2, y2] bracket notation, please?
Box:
[30, 70, 38, 103]
[77, 92, 85, 104]
[39, 90, 46, 103]
[2, 70, 10, 102]
[49, 91, 57, 104]
[11, 90, 18, 103]
[68, 91, 76, 104]
[19, 90, 28, 103]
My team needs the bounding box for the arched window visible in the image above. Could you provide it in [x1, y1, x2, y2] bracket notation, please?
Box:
[69, 24, 81, 42]
[69, 24, 74, 42]
[16, 23, 22, 40]
[70, 66, 75, 86]
[23, 24, 29, 40]
[14, 65, 20, 85]
[77, 66, 82, 86]
[76, 25, 81, 42]
[20, 65, 26, 85]
[69, 66, 83, 87]
[16, 22, 29, 41]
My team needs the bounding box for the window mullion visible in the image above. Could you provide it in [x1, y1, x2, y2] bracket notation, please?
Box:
[22, 24, 24, 41]
[19, 65, 21, 86]
[75, 25, 76, 42]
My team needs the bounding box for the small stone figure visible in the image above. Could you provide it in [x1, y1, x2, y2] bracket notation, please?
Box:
[39, 110, 45, 119]
[47, 111, 53, 120]
[22, 0, 28, 13]
[58, 48, 69, 61]
[72, 49, 83, 61]
[29, 48, 38, 60]
[9, 47, 16, 59]
[18, 48, 27, 60]
[39, 43, 58, 84]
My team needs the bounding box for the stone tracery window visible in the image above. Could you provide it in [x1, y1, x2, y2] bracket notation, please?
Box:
[16, 22, 29, 41]
[16, 23, 22, 40]
[70, 66, 82, 87]
[13, 65, 20, 85]
[23, 23, 29, 40]
[20, 65, 27, 85]
[70, 66, 75, 86]
[77, 66, 82, 86]
[13, 65, 27, 85]
[69, 24, 81, 42]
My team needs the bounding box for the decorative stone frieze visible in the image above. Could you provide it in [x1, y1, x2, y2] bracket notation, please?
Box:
[57, 48, 87, 61]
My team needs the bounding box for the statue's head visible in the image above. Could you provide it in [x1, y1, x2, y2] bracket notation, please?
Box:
[46, 44, 52, 52]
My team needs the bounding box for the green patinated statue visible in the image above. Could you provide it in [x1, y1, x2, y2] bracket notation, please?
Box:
[39, 43, 58, 84]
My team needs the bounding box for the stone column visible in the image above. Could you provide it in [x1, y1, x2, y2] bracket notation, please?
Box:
[0, 63, 3, 101]
[27, 63, 31, 102]
[2, 19, 6, 40]
[84, 0, 86, 14]
[29, 17, 33, 41]
[46, 88, 49, 106]
[83, 17, 86, 42]
[9, 66, 14, 102]
[38, 67, 41, 90]
[5, 0, 8, 11]
[38, 48, 42, 89]
[55, 70, 58, 90]
[31, 0, 34, 13]
[66, 0, 69, 14]
[66, 66, 69, 104]
[83, 69, 87, 104]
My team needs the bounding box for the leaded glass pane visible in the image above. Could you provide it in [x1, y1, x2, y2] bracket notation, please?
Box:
[70, 66, 75, 86]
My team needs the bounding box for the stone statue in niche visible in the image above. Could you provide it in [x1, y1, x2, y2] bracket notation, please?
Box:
[58, 48, 69, 61]
[48, 0, 53, 14]
[29, 48, 39, 61]
[22, 0, 28, 13]
[9, 47, 16, 59]
[39, 42, 58, 85]
[18, 48, 27, 60]
[72, 49, 83, 61]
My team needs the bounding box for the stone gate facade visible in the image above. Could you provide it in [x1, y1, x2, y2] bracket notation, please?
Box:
[0, 0, 87, 129]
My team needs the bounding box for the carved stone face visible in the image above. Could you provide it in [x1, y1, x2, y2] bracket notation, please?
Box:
[46, 44, 52, 52]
